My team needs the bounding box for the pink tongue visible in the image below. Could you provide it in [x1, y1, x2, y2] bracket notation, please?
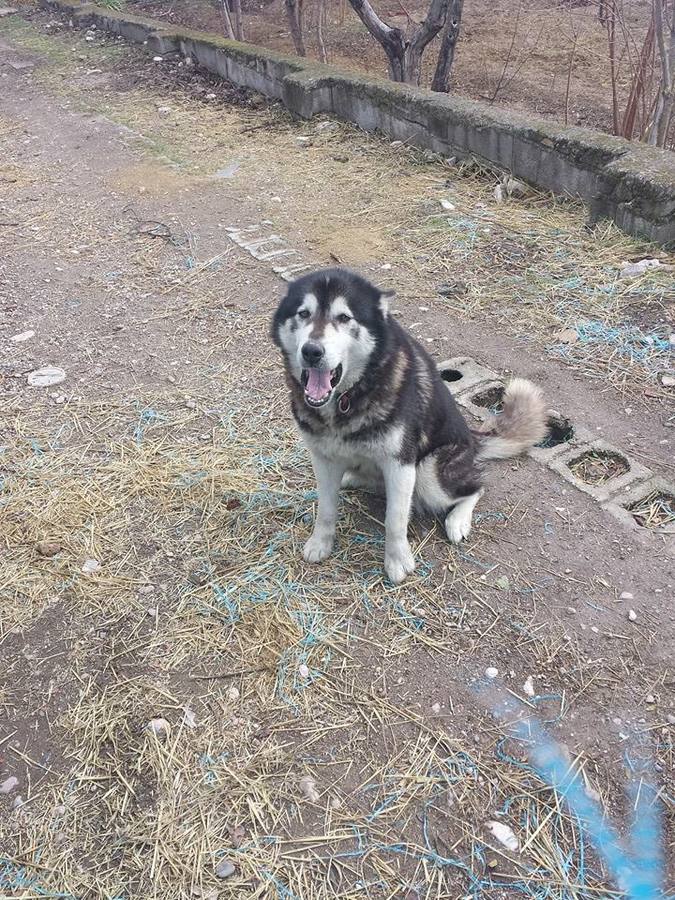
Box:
[305, 368, 332, 401]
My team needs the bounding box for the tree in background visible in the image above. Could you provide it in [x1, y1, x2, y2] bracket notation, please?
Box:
[285, 0, 306, 56]
[345, 0, 460, 86]
[220, 0, 244, 41]
[649, 0, 675, 146]
[431, 0, 464, 92]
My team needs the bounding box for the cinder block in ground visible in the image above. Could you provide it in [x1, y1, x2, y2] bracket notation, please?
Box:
[456, 384, 590, 463]
[455, 380, 506, 422]
[437, 356, 498, 397]
[529, 410, 593, 464]
[602, 477, 675, 539]
[548, 439, 652, 502]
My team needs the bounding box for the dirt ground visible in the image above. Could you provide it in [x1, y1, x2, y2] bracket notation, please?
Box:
[1, 8, 674, 900]
[130, 0, 659, 139]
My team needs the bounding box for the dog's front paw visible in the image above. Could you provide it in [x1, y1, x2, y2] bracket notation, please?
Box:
[303, 531, 334, 564]
[384, 543, 416, 585]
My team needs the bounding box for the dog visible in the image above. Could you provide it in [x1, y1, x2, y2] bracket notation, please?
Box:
[271, 268, 547, 584]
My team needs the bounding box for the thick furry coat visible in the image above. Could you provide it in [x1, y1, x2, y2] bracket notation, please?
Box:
[272, 268, 547, 583]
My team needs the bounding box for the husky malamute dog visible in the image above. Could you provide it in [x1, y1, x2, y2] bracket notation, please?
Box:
[272, 268, 547, 584]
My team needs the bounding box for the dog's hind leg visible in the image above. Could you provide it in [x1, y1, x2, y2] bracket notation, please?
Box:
[444, 489, 483, 543]
[304, 452, 347, 564]
[415, 447, 482, 544]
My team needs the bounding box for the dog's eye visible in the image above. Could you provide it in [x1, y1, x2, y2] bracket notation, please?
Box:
[297, 309, 310, 320]
[336, 313, 352, 324]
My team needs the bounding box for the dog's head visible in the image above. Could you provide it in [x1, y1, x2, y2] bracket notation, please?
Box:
[272, 268, 392, 409]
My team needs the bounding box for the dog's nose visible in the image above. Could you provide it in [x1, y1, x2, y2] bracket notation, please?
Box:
[301, 341, 325, 366]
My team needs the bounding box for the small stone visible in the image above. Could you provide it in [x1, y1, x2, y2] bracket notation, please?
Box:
[215, 858, 235, 879]
[485, 667, 499, 679]
[298, 663, 310, 679]
[182, 706, 197, 728]
[431, 702, 441, 715]
[146, 607, 157, 617]
[299, 775, 320, 802]
[226, 686, 239, 702]
[157, 105, 172, 116]
[11, 329, 34, 342]
[628, 609, 637, 622]
[495, 575, 510, 591]
[146, 718, 170, 739]
[646, 694, 656, 704]
[486, 820, 519, 852]
[439, 199, 455, 211]
[185, 399, 197, 409]
[139, 584, 154, 595]
[523, 676, 535, 697]
[330, 796, 342, 809]
[205, 92, 216, 99]
[0, 776, 18, 794]
[81, 558, 100, 574]
[612, 717, 622, 726]
[153, 55, 163, 62]
[27, 366, 66, 388]
[36, 540, 61, 557]
[619, 591, 634, 601]
[667, 714, 675, 725]
[585, 785, 601, 803]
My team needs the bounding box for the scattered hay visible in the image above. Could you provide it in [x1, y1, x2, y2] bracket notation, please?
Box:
[568, 449, 629, 485]
[0, 395, 621, 898]
[628, 490, 675, 530]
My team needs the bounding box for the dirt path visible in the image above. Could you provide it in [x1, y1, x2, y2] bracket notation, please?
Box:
[1, 11, 673, 899]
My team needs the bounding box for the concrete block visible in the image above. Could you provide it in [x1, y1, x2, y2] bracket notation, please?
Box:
[455, 379, 506, 421]
[529, 409, 591, 464]
[547, 439, 652, 503]
[436, 356, 497, 396]
[602, 477, 675, 540]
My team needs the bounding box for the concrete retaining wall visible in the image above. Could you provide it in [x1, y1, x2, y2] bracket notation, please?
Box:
[42, 0, 675, 245]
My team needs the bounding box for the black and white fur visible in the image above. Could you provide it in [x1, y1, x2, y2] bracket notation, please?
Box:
[271, 268, 547, 584]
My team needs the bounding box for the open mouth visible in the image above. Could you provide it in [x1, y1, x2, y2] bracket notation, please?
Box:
[301, 364, 343, 407]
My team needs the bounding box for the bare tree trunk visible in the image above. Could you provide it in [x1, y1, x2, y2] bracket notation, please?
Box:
[346, 0, 407, 80]
[347, 0, 450, 83]
[285, 0, 306, 56]
[431, 0, 464, 92]
[404, 0, 452, 83]
[317, 0, 328, 63]
[220, 0, 236, 40]
[648, 0, 675, 146]
[621, 16, 655, 139]
[232, 0, 245, 40]
[606, 0, 621, 134]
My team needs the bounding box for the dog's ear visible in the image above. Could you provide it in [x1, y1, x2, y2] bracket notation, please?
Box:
[379, 289, 395, 318]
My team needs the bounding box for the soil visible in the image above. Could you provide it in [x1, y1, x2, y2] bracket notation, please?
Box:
[0, 10, 674, 899]
[130, 0, 660, 139]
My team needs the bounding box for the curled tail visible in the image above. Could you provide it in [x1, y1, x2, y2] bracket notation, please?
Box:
[475, 378, 547, 461]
